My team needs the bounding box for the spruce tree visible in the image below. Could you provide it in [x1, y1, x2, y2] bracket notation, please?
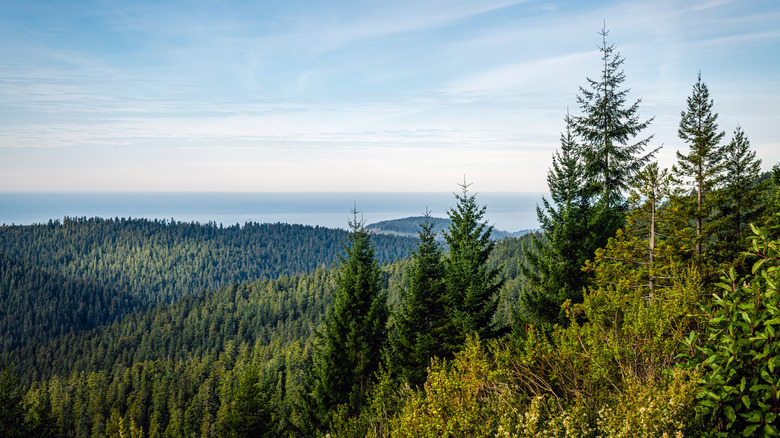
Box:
[307, 210, 388, 431]
[388, 211, 449, 387]
[673, 72, 726, 258]
[520, 113, 596, 324]
[443, 180, 503, 344]
[710, 125, 765, 266]
[573, 24, 657, 209]
[222, 365, 275, 438]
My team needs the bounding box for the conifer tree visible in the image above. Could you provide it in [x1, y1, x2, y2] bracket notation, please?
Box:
[673, 72, 726, 258]
[585, 162, 687, 298]
[573, 24, 657, 209]
[388, 211, 449, 387]
[444, 180, 503, 343]
[520, 113, 596, 324]
[307, 209, 388, 431]
[222, 365, 275, 438]
[710, 125, 765, 265]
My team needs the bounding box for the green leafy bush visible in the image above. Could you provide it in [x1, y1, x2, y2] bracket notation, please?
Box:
[683, 225, 780, 436]
[389, 337, 501, 438]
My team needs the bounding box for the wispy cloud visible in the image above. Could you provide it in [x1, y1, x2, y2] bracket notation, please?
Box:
[1, 0, 778, 192]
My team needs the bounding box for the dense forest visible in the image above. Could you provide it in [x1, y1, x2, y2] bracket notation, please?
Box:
[0, 218, 417, 353]
[2, 27, 780, 437]
[0, 212, 530, 437]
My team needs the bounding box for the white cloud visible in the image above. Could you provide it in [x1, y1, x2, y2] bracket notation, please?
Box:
[1, 0, 778, 193]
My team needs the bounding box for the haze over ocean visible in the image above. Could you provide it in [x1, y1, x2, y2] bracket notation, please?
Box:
[0, 192, 542, 232]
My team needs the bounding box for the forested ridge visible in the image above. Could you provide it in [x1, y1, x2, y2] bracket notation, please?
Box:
[0, 217, 417, 353]
[0, 214, 531, 437]
[3, 26, 780, 438]
[366, 216, 532, 240]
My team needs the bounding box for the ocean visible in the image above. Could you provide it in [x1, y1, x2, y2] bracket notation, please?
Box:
[0, 192, 544, 232]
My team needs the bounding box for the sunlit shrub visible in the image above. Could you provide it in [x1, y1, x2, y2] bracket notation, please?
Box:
[682, 225, 780, 437]
[389, 337, 501, 438]
[596, 369, 700, 438]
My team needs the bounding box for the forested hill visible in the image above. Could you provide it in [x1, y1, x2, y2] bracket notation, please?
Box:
[366, 216, 534, 240]
[8, 233, 531, 382]
[0, 217, 418, 353]
[5, 232, 531, 436]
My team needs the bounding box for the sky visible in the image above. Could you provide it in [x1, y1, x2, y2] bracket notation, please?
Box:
[1, 0, 778, 193]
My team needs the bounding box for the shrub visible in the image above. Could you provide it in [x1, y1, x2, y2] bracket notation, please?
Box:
[683, 225, 780, 437]
[389, 337, 501, 438]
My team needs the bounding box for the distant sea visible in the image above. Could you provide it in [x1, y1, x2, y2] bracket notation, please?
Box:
[0, 192, 544, 232]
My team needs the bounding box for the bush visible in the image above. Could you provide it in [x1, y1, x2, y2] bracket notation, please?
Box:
[389, 337, 501, 438]
[683, 225, 780, 437]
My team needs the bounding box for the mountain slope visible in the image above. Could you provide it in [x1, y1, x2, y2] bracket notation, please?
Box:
[0, 217, 418, 353]
[366, 216, 534, 240]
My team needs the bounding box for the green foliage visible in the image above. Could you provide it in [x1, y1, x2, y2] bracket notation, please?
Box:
[12, 269, 333, 383]
[594, 369, 701, 438]
[444, 180, 503, 343]
[573, 25, 657, 207]
[711, 125, 767, 267]
[389, 212, 450, 387]
[0, 218, 416, 353]
[521, 113, 598, 325]
[512, 256, 701, 412]
[673, 72, 726, 259]
[682, 225, 780, 437]
[5, 229, 530, 437]
[764, 165, 780, 239]
[308, 212, 389, 431]
[0, 359, 32, 438]
[584, 162, 691, 297]
[222, 365, 276, 438]
[490, 234, 534, 326]
[493, 369, 699, 438]
[389, 337, 501, 438]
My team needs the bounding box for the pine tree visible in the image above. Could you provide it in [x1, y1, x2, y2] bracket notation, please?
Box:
[444, 180, 503, 343]
[222, 365, 275, 438]
[520, 113, 596, 324]
[573, 24, 657, 209]
[388, 211, 449, 387]
[710, 125, 765, 266]
[673, 72, 726, 258]
[307, 209, 388, 431]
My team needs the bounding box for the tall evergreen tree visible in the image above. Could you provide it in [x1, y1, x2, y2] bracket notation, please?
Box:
[222, 365, 276, 438]
[710, 125, 765, 265]
[444, 180, 503, 343]
[573, 24, 657, 209]
[673, 72, 726, 258]
[307, 209, 388, 432]
[388, 211, 449, 387]
[520, 113, 596, 325]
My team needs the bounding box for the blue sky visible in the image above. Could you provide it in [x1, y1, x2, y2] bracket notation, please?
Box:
[1, 0, 778, 192]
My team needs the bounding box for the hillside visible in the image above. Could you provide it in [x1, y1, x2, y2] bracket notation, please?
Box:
[0, 217, 418, 353]
[366, 216, 534, 240]
[4, 227, 533, 436]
